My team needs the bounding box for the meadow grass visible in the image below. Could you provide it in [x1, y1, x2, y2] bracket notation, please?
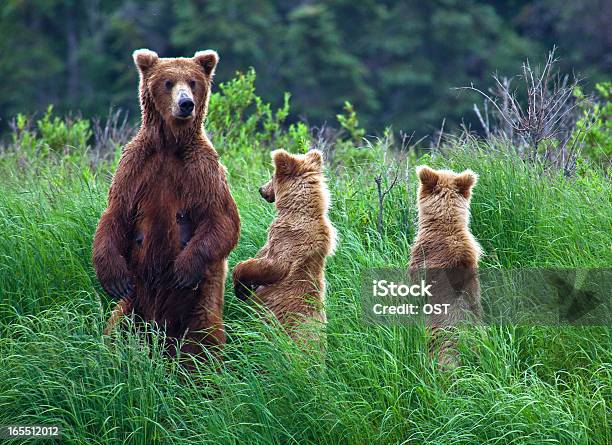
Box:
[0, 138, 610, 444]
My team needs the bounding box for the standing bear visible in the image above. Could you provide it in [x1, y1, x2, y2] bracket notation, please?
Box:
[93, 49, 240, 357]
[409, 165, 482, 365]
[409, 165, 483, 327]
[233, 149, 336, 340]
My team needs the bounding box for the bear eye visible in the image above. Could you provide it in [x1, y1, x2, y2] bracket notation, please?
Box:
[189, 80, 196, 89]
[164, 80, 173, 90]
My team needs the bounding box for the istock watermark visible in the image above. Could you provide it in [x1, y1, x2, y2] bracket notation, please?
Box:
[372, 279, 433, 297]
[371, 302, 450, 316]
[361, 268, 612, 326]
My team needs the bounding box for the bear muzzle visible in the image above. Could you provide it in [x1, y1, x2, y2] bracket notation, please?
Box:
[259, 186, 275, 203]
[177, 96, 194, 118]
[172, 86, 195, 120]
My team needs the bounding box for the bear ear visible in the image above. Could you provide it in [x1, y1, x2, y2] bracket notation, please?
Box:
[416, 165, 439, 192]
[455, 169, 478, 198]
[272, 149, 299, 177]
[306, 149, 324, 170]
[193, 50, 219, 77]
[133, 49, 159, 74]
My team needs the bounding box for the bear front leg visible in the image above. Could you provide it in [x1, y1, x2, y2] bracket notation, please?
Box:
[92, 207, 134, 299]
[232, 257, 288, 300]
[173, 201, 240, 289]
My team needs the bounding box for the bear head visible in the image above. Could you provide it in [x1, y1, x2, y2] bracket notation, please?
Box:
[259, 149, 326, 208]
[133, 48, 218, 133]
[415, 165, 477, 222]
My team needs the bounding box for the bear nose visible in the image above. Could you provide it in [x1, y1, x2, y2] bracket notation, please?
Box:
[178, 97, 194, 115]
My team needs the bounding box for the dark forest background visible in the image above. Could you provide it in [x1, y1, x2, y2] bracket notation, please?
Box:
[1, 0, 610, 137]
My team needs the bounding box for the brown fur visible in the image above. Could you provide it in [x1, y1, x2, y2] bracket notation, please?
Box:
[409, 166, 483, 365]
[93, 49, 239, 357]
[232, 149, 336, 339]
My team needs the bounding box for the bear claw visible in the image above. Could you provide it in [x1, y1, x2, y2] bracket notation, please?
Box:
[172, 273, 202, 290]
[104, 277, 134, 299]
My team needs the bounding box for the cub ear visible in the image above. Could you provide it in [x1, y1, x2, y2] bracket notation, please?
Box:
[455, 169, 478, 198]
[306, 149, 323, 170]
[193, 50, 219, 77]
[133, 49, 159, 74]
[272, 149, 299, 176]
[416, 165, 439, 192]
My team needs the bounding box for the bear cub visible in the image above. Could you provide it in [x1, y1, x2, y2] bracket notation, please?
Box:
[233, 149, 336, 339]
[409, 165, 483, 328]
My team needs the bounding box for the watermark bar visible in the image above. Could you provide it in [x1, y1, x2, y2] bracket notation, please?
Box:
[361, 268, 612, 326]
[0, 425, 61, 440]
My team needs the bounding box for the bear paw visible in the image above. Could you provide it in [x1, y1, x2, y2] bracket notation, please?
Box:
[234, 281, 256, 301]
[101, 275, 134, 300]
[172, 255, 203, 290]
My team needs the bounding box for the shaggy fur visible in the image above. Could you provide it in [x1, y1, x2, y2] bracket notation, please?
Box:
[409, 166, 483, 365]
[233, 149, 336, 339]
[93, 49, 240, 357]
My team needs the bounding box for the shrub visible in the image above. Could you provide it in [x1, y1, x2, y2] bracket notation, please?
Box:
[324, 101, 381, 169]
[465, 50, 585, 174]
[10, 105, 91, 161]
[207, 69, 310, 166]
[336, 101, 365, 144]
[572, 82, 612, 166]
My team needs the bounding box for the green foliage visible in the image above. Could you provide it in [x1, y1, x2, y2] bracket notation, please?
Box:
[1, 130, 610, 443]
[1, 1, 609, 137]
[207, 69, 310, 169]
[337, 101, 366, 144]
[328, 102, 379, 169]
[573, 82, 612, 165]
[0, 73, 610, 444]
[11, 106, 91, 161]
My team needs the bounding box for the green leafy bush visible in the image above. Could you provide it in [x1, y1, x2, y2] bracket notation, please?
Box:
[573, 82, 612, 165]
[207, 69, 310, 166]
[11, 106, 91, 161]
[336, 101, 365, 144]
[328, 101, 381, 169]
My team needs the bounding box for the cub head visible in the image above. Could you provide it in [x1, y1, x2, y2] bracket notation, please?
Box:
[415, 165, 477, 217]
[259, 149, 325, 206]
[133, 48, 219, 130]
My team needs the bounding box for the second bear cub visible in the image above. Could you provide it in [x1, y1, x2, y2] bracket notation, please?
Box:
[233, 149, 336, 338]
[409, 165, 483, 328]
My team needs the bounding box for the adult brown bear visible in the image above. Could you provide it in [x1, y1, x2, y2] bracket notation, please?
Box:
[92, 49, 239, 357]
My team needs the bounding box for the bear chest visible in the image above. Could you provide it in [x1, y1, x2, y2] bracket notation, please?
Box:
[128, 157, 199, 255]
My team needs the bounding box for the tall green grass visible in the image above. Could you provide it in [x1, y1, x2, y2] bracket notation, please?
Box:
[0, 131, 610, 444]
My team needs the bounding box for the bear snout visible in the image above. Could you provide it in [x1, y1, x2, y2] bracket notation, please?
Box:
[259, 186, 275, 203]
[178, 96, 194, 116]
[172, 87, 195, 119]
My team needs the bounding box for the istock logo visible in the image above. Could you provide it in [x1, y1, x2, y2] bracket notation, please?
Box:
[372, 279, 432, 297]
[368, 278, 449, 319]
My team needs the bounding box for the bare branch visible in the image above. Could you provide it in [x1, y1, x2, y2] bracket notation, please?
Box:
[91, 108, 136, 165]
[472, 105, 489, 137]
[370, 132, 408, 236]
[459, 48, 586, 173]
[435, 117, 446, 149]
